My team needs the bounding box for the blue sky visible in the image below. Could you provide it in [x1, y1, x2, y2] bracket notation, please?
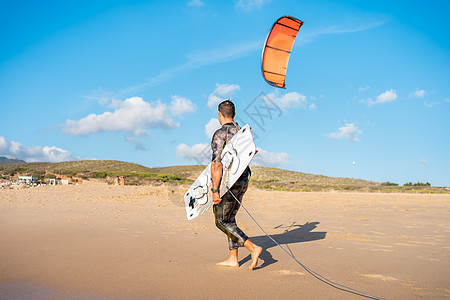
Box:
[1, 0, 449, 186]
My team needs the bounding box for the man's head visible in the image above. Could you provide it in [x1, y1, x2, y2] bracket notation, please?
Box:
[218, 100, 235, 119]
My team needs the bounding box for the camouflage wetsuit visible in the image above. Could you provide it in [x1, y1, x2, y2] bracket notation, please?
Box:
[211, 122, 251, 250]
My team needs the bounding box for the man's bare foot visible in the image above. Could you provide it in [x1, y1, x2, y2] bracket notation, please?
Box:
[249, 245, 262, 270]
[217, 258, 239, 268]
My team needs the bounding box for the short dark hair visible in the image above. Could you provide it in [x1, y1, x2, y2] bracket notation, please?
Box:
[218, 100, 235, 118]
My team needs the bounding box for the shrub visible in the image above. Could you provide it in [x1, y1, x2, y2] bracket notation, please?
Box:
[381, 181, 399, 186]
[31, 170, 46, 179]
[404, 181, 431, 187]
[92, 171, 108, 178]
[62, 170, 77, 176]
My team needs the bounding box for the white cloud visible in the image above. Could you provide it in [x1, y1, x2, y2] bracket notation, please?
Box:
[251, 147, 290, 167]
[424, 101, 439, 108]
[328, 123, 362, 142]
[423, 97, 450, 108]
[358, 85, 370, 93]
[266, 92, 307, 109]
[308, 103, 317, 111]
[214, 83, 240, 97]
[421, 159, 429, 165]
[83, 87, 114, 105]
[205, 118, 221, 139]
[176, 143, 211, 164]
[187, 0, 204, 7]
[414, 89, 426, 98]
[368, 89, 397, 106]
[208, 83, 241, 109]
[207, 94, 224, 110]
[170, 95, 196, 117]
[265, 91, 315, 111]
[64, 96, 194, 136]
[235, 0, 271, 11]
[377, 89, 398, 102]
[0, 136, 83, 163]
[176, 118, 221, 165]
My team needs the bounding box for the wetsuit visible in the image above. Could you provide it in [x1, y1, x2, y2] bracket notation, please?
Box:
[211, 122, 251, 250]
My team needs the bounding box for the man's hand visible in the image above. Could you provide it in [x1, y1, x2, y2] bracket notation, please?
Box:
[212, 192, 221, 204]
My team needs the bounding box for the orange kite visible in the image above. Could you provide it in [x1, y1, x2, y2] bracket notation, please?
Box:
[261, 16, 303, 88]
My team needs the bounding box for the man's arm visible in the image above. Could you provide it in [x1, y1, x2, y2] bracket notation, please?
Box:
[211, 162, 222, 204]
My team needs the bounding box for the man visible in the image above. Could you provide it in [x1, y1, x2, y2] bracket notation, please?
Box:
[210, 100, 262, 270]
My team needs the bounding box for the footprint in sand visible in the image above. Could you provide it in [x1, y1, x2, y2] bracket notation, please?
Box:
[132, 231, 145, 237]
[356, 218, 369, 221]
[115, 228, 127, 233]
[369, 231, 386, 236]
[394, 242, 419, 247]
[361, 274, 398, 281]
[417, 256, 440, 262]
[327, 246, 344, 250]
[275, 270, 304, 276]
[370, 248, 394, 252]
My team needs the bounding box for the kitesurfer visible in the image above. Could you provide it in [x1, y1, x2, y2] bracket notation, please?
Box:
[210, 100, 262, 270]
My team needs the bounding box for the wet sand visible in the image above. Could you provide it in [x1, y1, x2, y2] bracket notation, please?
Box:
[1, 181, 449, 299]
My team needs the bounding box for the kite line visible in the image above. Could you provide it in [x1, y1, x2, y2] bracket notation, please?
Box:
[227, 189, 385, 300]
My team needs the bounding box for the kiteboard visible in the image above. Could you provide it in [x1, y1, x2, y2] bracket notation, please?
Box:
[184, 124, 256, 220]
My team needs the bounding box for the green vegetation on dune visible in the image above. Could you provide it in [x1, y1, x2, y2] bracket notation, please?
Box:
[11, 160, 152, 173]
[1, 160, 448, 193]
[116, 164, 449, 193]
[147, 165, 206, 178]
[0, 160, 190, 185]
[249, 166, 375, 188]
[107, 171, 191, 185]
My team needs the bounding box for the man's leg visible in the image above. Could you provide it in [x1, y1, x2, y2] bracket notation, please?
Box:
[214, 181, 262, 269]
[216, 239, 261, 269]
[216, 249, 239, 268]
[244, 239, 262, 270]
[213, 193, 243, 268]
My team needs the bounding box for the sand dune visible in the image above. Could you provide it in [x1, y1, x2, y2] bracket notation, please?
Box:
[1, 181, 449, 299]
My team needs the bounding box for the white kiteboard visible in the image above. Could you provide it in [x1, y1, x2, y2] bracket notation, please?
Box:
[184, 124, 256, 220]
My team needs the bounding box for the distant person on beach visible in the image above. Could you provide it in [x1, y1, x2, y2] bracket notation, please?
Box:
[210, 100, 262, 270]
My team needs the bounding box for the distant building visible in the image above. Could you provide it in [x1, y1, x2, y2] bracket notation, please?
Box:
[18, 176, 38, 184]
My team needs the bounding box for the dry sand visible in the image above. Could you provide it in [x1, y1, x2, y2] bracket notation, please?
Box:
[1, 181, 449, 299]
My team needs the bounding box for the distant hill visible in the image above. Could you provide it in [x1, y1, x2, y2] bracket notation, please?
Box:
[0, 160, 187, 185]
[0, 156, 26, 164]
[1, 160, 153, 173]
[147, 165, 380, 191]
[0, 160, 447, 192]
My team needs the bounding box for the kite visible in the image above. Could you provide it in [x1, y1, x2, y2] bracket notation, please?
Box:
[261, 16, 303, 88]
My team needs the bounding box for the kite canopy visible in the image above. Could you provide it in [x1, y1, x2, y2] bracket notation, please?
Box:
[261, 16, 303, 89]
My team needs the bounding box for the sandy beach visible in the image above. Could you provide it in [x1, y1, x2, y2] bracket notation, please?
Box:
[1, 181, 449, 299]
